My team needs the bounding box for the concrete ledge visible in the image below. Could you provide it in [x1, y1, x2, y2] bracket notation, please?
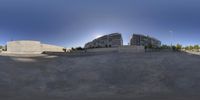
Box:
[118, 45, 145, 53]
[87, 48, 118, 52]
[2, 51, 42, 54]
[86, 46, 145, 53]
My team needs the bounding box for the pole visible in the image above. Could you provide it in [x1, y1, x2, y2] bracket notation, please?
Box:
[170, 31, 173, 49]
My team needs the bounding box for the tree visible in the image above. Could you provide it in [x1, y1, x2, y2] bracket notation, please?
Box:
[176, 44, 182, 51]
[184, 45, 200, 51]
[193, 45, 199, 52]
[189, 45, 193, 51]
[185, 46, 190, 50]
[172, 45, 176, 51]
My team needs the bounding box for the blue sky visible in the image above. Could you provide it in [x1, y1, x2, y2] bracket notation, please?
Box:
[0, 0, 200, 47]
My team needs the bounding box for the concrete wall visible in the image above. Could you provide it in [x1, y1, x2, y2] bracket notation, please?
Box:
[87, 48, 118, 52]
[41, 44, 64, 52]
[7, 41, 42, 54]
[86, 46, 145, 53]
[6, 40, 66, 54]
[118, 45, 145, 53]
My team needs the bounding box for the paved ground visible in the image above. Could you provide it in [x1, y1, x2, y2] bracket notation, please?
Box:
[0, 51, 200, 100]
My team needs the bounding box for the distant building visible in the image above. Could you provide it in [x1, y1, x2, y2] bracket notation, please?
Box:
[130, 34, 161, 47]
[6, 40, 69, 54]
[85, 33, 123, 48]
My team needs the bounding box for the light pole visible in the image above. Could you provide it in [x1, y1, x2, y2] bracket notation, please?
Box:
[170, 30, 173, 49]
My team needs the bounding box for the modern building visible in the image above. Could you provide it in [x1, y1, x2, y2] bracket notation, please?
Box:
[6, 40, 68, 54]
[85, 33, 123, 48]
[130, 34, 161, 47]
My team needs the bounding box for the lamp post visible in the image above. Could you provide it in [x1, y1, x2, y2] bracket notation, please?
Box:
[170, 30, 173, 49]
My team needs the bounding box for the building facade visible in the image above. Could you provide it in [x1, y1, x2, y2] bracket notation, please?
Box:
[85, 33, 123, 48]
[130, 34, 161, 47]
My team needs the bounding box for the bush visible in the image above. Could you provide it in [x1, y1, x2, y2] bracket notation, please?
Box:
[71, 47, 85, 51]
[161, 45, 171, 49]
[147, 44, 153, 49]
[75, 47, 84, 50]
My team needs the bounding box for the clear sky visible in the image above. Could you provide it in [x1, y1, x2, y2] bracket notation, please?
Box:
[0, 0, 200, 47]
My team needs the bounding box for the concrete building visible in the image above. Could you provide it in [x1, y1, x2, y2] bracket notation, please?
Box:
[6, 40, 67, 54]
[85, 33, 123, 48]
[130, 34, 161, 47]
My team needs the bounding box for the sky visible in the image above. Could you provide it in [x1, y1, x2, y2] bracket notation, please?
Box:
[0, 0, 200, 47]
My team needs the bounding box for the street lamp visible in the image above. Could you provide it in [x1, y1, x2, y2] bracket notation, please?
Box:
[169, 30, 173, 48]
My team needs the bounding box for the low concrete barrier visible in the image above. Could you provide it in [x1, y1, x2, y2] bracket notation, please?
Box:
[41, 44, 65, 52]
[86, 46, 145, 53]
[118, 46, 145, 53]
[87, 48, 118, 52]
